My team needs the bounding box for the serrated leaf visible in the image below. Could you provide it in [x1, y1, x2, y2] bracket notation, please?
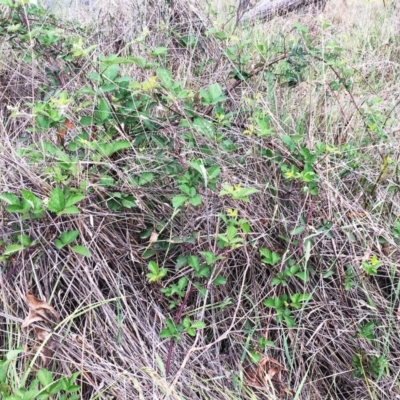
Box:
[226, 225, 237, 241]
[60, 230, 79, 245]
[126, 56, 148, 68]
[189, 194, 202, 206]
[156, 68, 173, 89]
[3, 244, 24, 255]
[121, 197, 136, 208]
[284, 315, 295, 328]
[186, 327, 196, 336]
[94, 98, 111, 122]
[193, 118, 215, 140]
[47, 187, 65, 213]
[37, 368, 53, 387]
[176, 255, 188, 270]
[148, 261, 159, 274]
[18, 235, 31, 247]
[290, 225, 306, 235]
[213, 276, 226, 285]
[0, 192, 20, 205]
[160, 328, 172, 339]
[263, 298, 276, 308]
[21, 189, 41, 209]
[65, 194, 85, 207]
[59, 205, 80, 215]
[101, 63, 119, 81]
[235, 187, 260, 200]
[271, 277, 283, 286]
[71, 245, 90, 257]
[139, 172, 154, 185]
[7, 204, 28, 213]
[200, 251, 218, 265]
[188, 255, 200, 271]
[195, 266, 210, 278]
[191, 320, 206, 329]
[172, 195, 188, 208]
[194, 282, 207, 297]
[182, 317, 191, 328]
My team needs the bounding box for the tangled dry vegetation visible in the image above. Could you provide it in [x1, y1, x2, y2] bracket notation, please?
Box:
[1, 0, 400, 398]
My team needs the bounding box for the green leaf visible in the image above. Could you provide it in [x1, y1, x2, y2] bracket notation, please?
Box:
[191, 320, 206, 329]
[94, 98, 111, 122]
[226, 225, 237, 241]
[195, 266, 211, 278]
[194, 282, 207, 297]
[207, 83, 227, 105]
[263, 298, 276, 308]
[200, 251, 222, 265]
[160, 328, 172, 339]
[151, 47, 168, 57]
[0, 192, 20, 205]
[60, 230, 79, 245]
[7, 200, 31, 213]
[291, 225, 306, 235]
[95, 141, 130, 157]
[47, 187, 65, 213]
[213, 276, 227, 285]
[121, 196, 136, 208]
[101, 63, 119, 81]
[126, 56, 148, 68]
[284, 315, 295, 328]
[188, 194, 202, 206]
[176, 255, 188, 270]
[189, 160, 208, 187]
[65, 194, 85, 207]
[156, 68, 173, 89]
[182, 317, 191, 328]
[260, 249, 281, 265]
[3, 244, 24, 255]
[139, 172, 154, 185]
[172, 195, 188, 208]
[235, 187, 260, 201]
[80, 116, 93, 126]
[21, 190, 42, 209]
[188, 255, 200, 271]
[111, 140, 131, 154]
[71, 245, 90, 257]
[18, 235, 31, 247]
[59, 206, 80, 215]
[193, 118, 216, 140]
[37, 368, 53, 387]
[148, 261, 159, 275]
[54, 239, 64, 249]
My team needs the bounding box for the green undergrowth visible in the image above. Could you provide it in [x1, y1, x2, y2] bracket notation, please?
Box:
[1, 0, 400, 398]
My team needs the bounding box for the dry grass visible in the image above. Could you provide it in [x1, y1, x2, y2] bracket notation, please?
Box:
[1, 0, 400, 398]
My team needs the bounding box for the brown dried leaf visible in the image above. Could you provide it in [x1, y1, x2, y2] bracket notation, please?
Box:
[267, 367, 281, 380]
[22, 310, 46, 329]
[251, 357, 293, 397]
[244, 368, 263, 387]
[257, 357, 285, 382]
[26, 294, 60, 322]
[34, 327, 50, 341]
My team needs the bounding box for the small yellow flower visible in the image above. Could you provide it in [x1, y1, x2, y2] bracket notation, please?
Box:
[142, 76, 158, 91]
[243, 125, 254, 135]
[226, 208, 238, 217]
